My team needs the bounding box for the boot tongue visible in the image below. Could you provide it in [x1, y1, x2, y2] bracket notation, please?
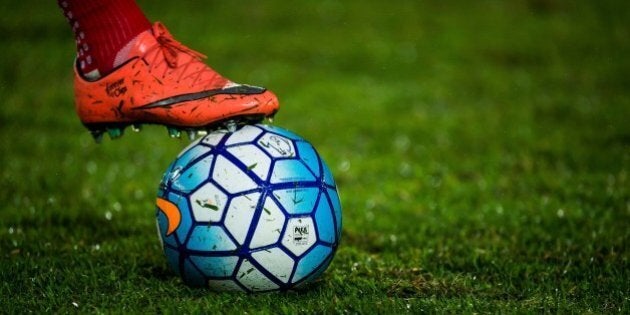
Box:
[151, 22, 207, 68]
[112, 28, 154, 68]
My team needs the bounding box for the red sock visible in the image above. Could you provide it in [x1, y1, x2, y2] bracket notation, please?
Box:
[57, 0, 151, 77]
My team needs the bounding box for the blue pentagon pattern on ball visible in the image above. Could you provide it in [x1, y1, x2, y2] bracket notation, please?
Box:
[156, 124, 342, 292]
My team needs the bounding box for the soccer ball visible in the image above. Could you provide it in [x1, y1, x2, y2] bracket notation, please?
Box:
[155, 124, 342, 292]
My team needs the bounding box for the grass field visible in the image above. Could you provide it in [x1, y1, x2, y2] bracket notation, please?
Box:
[1, 0, 628, 313]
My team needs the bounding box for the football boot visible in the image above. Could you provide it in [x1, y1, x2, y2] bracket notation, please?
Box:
[73, 22, 279, 142]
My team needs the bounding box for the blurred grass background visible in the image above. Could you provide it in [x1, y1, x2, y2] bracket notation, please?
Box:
[1, 0, 628, 313]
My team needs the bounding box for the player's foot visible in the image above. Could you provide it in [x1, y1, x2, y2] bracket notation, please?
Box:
[73, 22, 279, 142]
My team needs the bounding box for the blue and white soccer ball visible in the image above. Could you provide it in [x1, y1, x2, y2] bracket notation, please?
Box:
[155, 124, 342, 292]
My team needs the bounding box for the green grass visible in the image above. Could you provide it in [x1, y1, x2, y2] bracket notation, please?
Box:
[1, 0, 629, 313]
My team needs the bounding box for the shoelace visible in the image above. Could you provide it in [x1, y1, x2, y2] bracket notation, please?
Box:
[152, 22, 207, 68]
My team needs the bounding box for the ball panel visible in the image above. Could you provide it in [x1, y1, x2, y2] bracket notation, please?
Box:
[183, 259, 207, 286]
[258, 124, 302, 141]
[314, 193, 336, 243]
[251, 248, 295, 284]
[164, 247, 181, 276]
[212, 155, 257, 194]
[270, 160, 316, 184]
[236, 259, 280, 291]
[186, 226, 236, 252]
[189, 255, 239, 278]
[273, 187, 319, 215]
[189, 182, 227, 223]
[172, 155, 213, 193]
[156, 212, 177, 248]
[201, 130, 228, 147]
[295, 251, 334, 288]
[224, 192, 260, 245]
[157, 186, 167, 199]
[168, 192, 193, 242]
[257, 132, 295, 158]
[159, 162, 175, 192]
[176, 137, 204, 158]
[295, 142, 321, 176]
[291, 245, 332, 283]
[226, 144, 271, 181]
[224, 125, 263, 146]
[282, 217, 317, 256]
[249, 197, 285, 249]
[176, 143, 211, 168]
[327, 188, 342, 237]
[322, 159, 336, 186]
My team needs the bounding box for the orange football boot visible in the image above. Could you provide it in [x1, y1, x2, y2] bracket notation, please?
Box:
[74, 22, 279, 142]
